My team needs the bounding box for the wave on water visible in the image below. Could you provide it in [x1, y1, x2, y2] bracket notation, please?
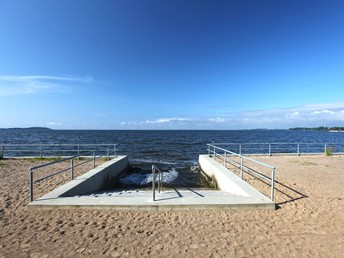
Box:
[129, 158, 199, 167]
[129, 158, 177, 166]
[119, 169, 178, 186]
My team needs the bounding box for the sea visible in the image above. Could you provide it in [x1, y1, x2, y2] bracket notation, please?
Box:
[2, 129, 344, 188]
[1, 129, 344, 170]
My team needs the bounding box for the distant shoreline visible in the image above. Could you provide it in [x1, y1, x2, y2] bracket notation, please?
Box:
[289, 126, 344, 132]
[0, 127, 52, 130]
[0, 127, 343, 131]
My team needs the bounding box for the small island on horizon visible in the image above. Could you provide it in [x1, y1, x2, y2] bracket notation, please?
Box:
[289, 126, 344, 132]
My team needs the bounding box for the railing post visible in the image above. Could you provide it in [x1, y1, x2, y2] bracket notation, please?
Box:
[268, 144, 271, 156]
[0, 145, 3, 159]
[223, 151, 226, 166]
[240, 157, 243, 179]
[239, 144, 242, 155]
[77, 145, 80, 160]
[107, 147, 110, 160]
[114, 145, 117, 156]
[297, 144, 300, 156]
[29, 169, 33, 202]
[71, 159, 74, 180]
[40, 145, 43, 158]
[93, 152, 96, 168]
[324, 144, 327, 155]
[152, 166, 156, 201]
[271, 168, 275, 201]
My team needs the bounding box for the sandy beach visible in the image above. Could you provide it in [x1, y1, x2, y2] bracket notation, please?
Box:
[1, 155, 344, 257]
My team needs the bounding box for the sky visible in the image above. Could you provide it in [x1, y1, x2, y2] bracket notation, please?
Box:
[0, 0, 344, 130]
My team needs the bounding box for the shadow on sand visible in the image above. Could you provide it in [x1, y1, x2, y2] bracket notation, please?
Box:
[243, 172, 308, 210]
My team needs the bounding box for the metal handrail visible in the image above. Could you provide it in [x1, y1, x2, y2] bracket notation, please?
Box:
[152, 164, 163, 201]
[207, 144, 276, 201]
[29, 151, 102, 202]
[209, 142, 344, 156]
[0, 143, 117, 158]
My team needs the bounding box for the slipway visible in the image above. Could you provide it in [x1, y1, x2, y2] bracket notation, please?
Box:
[29, 155, 275, 210]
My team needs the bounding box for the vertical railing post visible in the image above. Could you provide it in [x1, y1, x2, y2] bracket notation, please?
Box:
[40, 145, 43, 158]
[239, 144, 242, 155]
[93, 152, 96, 168]
[29, 169, 33, 202]
[107, 147, 110, 160]
[271, 168, 275, 201]
[268, 144, 271, 156]
[223, 151, 226, 166]
[297, 144, 300, 156]
[208, 145, 210, 156]
[77, 145, 80, 160]
[152, 166, 156, 201]
[0, 145, 3, 159]
[240, 157, 243, 179]
[71, 159, 74, 180]
[114, 145, 117, 156]
[324, 144, 327, 155]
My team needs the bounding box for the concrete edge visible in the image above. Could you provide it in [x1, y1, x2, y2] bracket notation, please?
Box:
[199, 155, 274, 203]
[31, 155, 128, 201]
[28, 203, 275, 211]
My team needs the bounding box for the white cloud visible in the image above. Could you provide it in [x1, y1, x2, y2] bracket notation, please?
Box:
[119, 102, 344, 129]
[311, 110, 335, 115]
[145, 118, 189, 124]
[231, 103, 344, 128]
[0, 75, 94, 96]
[208, 117, 226, 123]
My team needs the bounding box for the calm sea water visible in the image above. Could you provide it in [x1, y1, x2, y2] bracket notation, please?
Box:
[1, 129, 344, 170]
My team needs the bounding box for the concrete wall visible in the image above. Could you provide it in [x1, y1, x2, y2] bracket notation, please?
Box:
[61, 155, 128, 197]
[41, 155, 129, 199]
[199, 155, 249, 197]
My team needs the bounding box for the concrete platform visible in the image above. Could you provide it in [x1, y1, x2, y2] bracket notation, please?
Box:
[29, 154, 275, 210]
[29, 188, 274, 210]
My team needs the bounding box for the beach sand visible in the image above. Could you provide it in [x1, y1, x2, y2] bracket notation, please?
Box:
[0, 155, 344, 257]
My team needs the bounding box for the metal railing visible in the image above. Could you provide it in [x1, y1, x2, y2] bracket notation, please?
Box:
[0, 144, 117, 159]
[29, 151, 103, 202]
[209, 142, 344, 156]
[207, 144, 276, 201]
[152, 164, 163, 201]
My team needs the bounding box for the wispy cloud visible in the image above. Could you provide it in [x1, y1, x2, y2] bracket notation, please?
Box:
[119, 102, 344, 129]
[144, 118, 189, 124]
[221, 103, 344, 128]
[120, 117, 191, 129]
[0, 75, 94, 96]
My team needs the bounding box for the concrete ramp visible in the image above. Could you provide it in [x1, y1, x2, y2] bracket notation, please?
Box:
[29, 155, 275, 210]
[199, 155, 271, 199]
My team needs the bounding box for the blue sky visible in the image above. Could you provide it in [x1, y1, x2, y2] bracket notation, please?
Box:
[0, 0, 343, 129]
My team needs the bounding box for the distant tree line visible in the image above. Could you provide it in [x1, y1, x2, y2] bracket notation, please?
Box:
[0, 127, 52, 130]
[289, 126, 344, 131]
